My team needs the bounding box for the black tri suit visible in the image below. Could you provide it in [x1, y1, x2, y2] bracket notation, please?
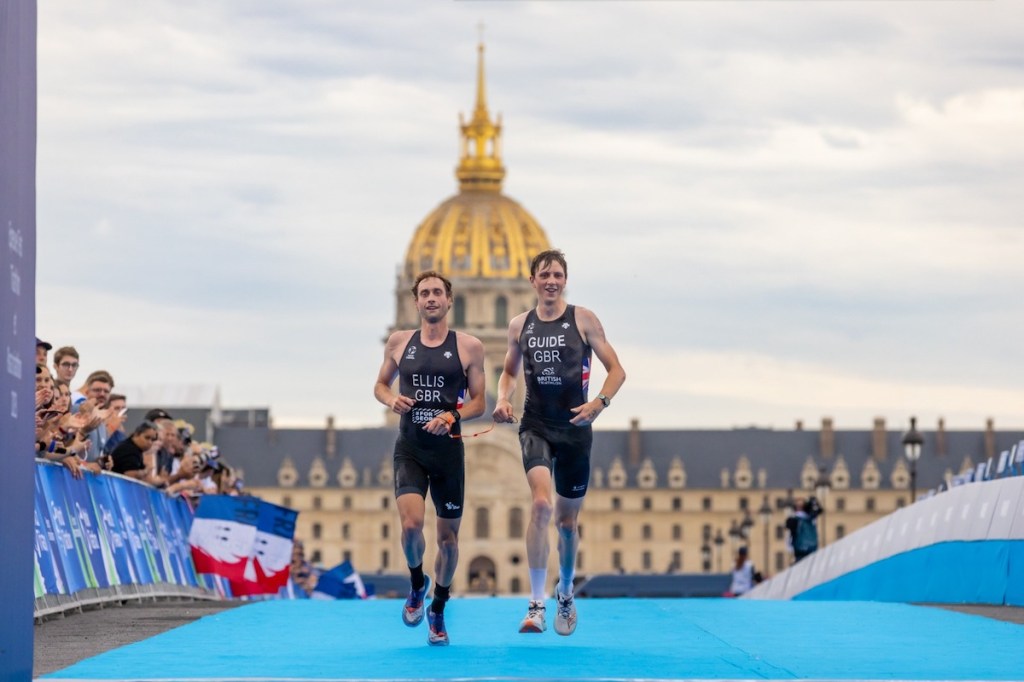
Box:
[394, 330, 467, 519]
[518, 304, 593, 499]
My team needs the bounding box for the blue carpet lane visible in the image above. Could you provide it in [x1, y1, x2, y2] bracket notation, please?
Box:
[42, 598, 1024, 681]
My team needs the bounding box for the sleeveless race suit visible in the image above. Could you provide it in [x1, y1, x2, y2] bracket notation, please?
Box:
[517, 305, 593, 498]
[394, 330, 467, 517]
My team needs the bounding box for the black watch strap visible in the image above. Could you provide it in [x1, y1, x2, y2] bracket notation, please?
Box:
[450, 409, 461, 422]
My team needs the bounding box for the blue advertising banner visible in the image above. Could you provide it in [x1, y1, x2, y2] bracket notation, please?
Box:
[33, 484, 66, 597]
[64, 471, 112, 589]
[1, 1, 39, 677]
[87, 474, 137, 586]
[109, 477, 158, 585]
[37, 464, 90, 594]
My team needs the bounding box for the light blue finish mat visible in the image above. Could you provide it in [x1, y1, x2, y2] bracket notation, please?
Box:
[42, 598, 1024, 681]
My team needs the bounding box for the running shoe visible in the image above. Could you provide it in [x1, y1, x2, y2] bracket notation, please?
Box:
[554, 591, 577, 636]
[402, 575, 431, 627]
[518, 600, 547, 633]
[427, 610, 449, 646]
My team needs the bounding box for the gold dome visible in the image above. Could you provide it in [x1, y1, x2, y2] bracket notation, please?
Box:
[403, 42, 551, 280]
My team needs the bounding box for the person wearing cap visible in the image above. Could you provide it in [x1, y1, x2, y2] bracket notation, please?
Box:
[36, 337, 52, 367]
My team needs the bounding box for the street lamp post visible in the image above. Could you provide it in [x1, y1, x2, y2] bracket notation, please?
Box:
[758, 494, 773, 577]
[713, 528, 725, 572]
[902, 416, 924, 503]
[815, 466, 831, 547]
[728, 519, 742, 555]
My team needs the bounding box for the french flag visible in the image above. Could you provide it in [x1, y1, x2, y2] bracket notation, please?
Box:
[189, 496, 298, 594]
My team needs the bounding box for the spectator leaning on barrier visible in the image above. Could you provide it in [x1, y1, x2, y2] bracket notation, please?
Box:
[103, 393, 128, 455]
[785, 496, 823, 562]
[110, 420, 164, 486]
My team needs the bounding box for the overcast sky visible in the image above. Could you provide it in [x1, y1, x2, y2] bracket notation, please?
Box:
[36, 1, 1024, 432]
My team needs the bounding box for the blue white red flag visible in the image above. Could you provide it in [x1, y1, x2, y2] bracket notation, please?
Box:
[189, 496, 297, 594]
[311, 560, 370, 600]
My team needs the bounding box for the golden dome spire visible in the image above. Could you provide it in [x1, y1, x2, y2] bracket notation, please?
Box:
[456, 40, 505, 192]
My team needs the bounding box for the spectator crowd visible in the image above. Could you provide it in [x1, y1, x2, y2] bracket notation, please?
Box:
[32, 336, 245, 500]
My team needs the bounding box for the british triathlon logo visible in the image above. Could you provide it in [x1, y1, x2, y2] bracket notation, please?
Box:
[525, 322, 535, 335]
[443, 351, 452, 359]
[405, 345, 417, 360]
[445, 502, 461, 511]
[538, 367, 562, 386]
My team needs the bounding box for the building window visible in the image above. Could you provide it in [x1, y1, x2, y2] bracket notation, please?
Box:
[381, 523, 389, 540]
[775, 551, 785, 571]
[671, 550, 682, 572]
[739, 496, 749, 511]
[672, 524, 682, 541]
[612, 551, 622, 570]
[381, 550, 389, 569]
[702, 557, 711, 573]
[836, 524, 846, 539]
[702, 496, 712, 511]
[311, 550, 322, 564]
[313, 496, 322, 510]
[612, 524, 622, 540]
[342, 550, 351, 563]
[453, 295, 466, 326]
[896, 498, 906, 509]
[343, 496, 352, 510]
[612, 496, 621, 511]
[509, 507, 524, 538]
[702, 524, 711, 541]
[643, 497, 652, 511]
[642, 551, 652, 570]
[510, 577, 521, 594]
[835, 497, 845, 512]
[577, 552, 584, 570]
[381, 496, 389, 510]
[866, 497, 876, 512]
[578, 524, 584, 540]
[312, 523, 322, 540]
[642, 524, 652, 540]
[495, 295, 508, 327]
[341, 523, 350, 540]
[775, 525, 785, 541]
[672, 496, 682, 511]
[475, 507, 490, 539]
[281, 495, 292, 507]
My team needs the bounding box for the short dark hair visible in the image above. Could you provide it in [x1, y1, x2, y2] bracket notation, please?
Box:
[530, 249, 567, 278]
[411, 271, 453, 299]
[108, 393, 126, 403]
[85, 370, 114, 388]
[54, 346, 79, 364]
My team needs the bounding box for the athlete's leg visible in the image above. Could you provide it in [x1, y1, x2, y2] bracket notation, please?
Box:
[554, 492, 585, 595]
[433, 516, 462, 590]
[525, 465, 554, 588]
[398, 492, 427, 570]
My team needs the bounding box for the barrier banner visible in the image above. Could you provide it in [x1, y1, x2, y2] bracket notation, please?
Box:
[110, 478, 158, 585]
[33, 485, 66, 597]
[64, 468, 112, 588]
[190, 495, 297, 594]
[36, 465, 92, 593]
[87, 475, 138, 586]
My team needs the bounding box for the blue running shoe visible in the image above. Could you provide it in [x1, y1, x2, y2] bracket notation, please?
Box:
[402, 575, 431, 627]
[427, 609, 449, 646]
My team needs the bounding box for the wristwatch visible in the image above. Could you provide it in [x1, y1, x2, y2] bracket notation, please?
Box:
[597, 394, 611, 408]
[449, 410, 461, 423]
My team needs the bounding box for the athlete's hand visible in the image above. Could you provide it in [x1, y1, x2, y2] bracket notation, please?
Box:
[569, 400, 603, 426]
[389, 394, 415, 415]
[423, 412, 454, 436]
[493, 398, 516, 424]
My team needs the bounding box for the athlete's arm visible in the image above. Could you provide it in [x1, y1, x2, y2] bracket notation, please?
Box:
[373, 331, 416, 415]
[569, 306, 626, 426]
[457, 333, 487, 422]
[492, 312, 527, 423]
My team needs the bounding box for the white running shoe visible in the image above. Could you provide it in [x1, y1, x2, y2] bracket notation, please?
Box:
[519, 600, 547, 633]
[554, 591, 577, 636]
[402, 575, 431, 627]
